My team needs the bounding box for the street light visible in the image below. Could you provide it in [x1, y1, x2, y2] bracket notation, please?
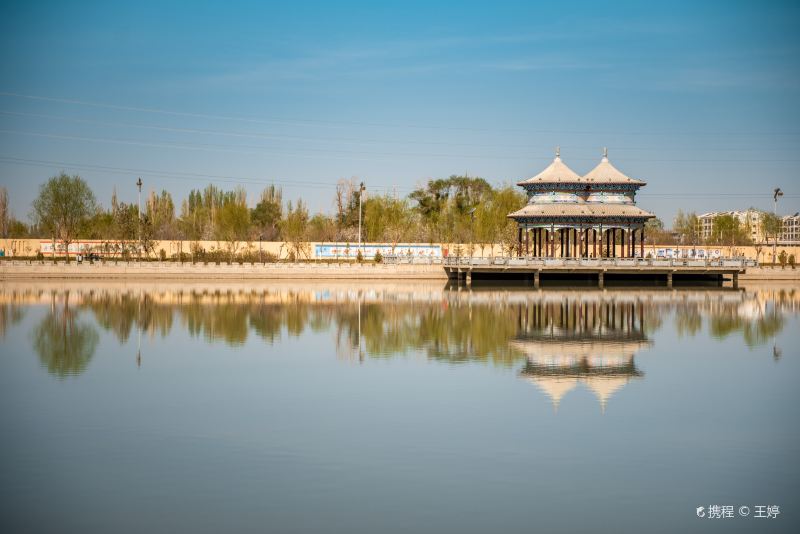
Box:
[772, 188, 784, 265]
[358, 182, 366, 252]
[136, 177, 143, 261]
[773, 187, 783, 214]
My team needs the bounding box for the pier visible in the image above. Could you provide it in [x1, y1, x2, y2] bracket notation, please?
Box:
[443, 257, 753, 288]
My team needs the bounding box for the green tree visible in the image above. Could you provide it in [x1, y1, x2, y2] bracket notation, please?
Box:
[215, 189, 250, 262]
[281, 199, 310, 260]
[761, 212, 783, 265]
[146, 189, 176, 239]
[307, 213, 337, 243]
[673, 210, 700, 246]
[251, 185, 283, 240]
[7, 217, 29, 238]
[32, 173, 97, 261]
[0, 186, 7, 238]
[711, 214, 750, 251]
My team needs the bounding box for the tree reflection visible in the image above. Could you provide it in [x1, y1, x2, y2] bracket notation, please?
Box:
[0, 301, 25, 338]
[32, 292, 99, 378]
[13, 287, 795, 369]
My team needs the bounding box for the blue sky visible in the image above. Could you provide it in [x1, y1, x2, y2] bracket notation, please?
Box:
[1, 0, 798, 224]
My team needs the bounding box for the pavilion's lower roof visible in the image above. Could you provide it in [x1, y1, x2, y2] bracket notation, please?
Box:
[508, 202, 655, 219]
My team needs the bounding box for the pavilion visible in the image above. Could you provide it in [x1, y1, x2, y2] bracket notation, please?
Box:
[508, 148, 655, 258]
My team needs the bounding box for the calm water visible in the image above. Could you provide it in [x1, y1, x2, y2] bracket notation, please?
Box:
[1, 281, 798, 533]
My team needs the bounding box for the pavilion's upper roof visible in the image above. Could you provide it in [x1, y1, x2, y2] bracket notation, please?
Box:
[518, 148, 645, 186]
[517, 150, 581, 186]
[582, 150, 645, 185]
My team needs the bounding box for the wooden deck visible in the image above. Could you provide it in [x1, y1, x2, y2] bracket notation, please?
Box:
[443, 257, 753, 288]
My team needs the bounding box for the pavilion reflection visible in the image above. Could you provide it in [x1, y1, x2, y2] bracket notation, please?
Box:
[512, 296, 650, 412]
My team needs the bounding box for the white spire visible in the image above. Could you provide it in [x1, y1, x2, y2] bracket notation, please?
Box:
[602, 147, 608, 161]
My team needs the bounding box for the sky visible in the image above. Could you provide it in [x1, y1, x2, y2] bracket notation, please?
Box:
[1, 0, 799, 225]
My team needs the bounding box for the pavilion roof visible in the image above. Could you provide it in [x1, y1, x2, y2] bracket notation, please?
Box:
[508, 203, 655, 219]
[582, 150, 645, 185]
[517, 150, 582, 186]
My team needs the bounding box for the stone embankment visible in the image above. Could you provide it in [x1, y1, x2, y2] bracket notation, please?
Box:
[0, 261, 449, 280]
[739, 268, 800, 281]
[1, 261, 798, 282]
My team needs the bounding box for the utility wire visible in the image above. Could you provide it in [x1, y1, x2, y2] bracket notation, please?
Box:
[3, 129, 800, 163]
[1, 156, 796, 198]
[1, 109, 797, 153]
[2, 91, 799, 137]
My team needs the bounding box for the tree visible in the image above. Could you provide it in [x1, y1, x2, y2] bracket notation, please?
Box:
[281, 200, 310, 260]
[307, 213, 337, 243]
[251, 185, 283, 240]
[711, 214, 750, 252]
[761, 212, 783, 265]
[215, 191, 250, 262]
[32, 173, 97, 261]
[7, 218, 29, 238]
[0, 186, 8, 238]
[673, 210, 700, 246]
[146, 189, 176, 239]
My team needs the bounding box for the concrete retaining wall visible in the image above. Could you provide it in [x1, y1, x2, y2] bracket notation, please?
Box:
[0, 261, 449, 280]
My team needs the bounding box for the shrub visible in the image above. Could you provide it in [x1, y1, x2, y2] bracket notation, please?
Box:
[374, 250, 383, 263]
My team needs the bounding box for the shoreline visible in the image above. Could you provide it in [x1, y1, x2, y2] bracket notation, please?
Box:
[1, 262, 799, 282]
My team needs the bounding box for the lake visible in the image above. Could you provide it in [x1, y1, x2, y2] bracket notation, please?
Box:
[1, 281, 798, 533]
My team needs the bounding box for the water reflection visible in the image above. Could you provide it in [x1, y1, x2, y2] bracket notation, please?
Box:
[513, 297, 649, 411]
[31, 291, 99, 378]
[2, 284, 796, 386]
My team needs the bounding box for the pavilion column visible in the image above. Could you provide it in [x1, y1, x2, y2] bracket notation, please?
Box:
[560, 229, 564, 258]
[612, 229, 616, 258]
[573, 228, 578, 258]
[539, 228, 543, 257]
[525, 228, 530, 256]
[517, 227, 522, 257]
[593, 228, 597, 258]
[584, 228, 589, 257]
[629, 227, 633, 257]
[640, 227, 645, 258]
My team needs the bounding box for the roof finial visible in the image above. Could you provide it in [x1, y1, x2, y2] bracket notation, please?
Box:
[603, 147, 608, 160]
[555, 146, 560, 159]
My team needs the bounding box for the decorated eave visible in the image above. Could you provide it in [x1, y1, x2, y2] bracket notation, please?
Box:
[507, 203, 656, 220]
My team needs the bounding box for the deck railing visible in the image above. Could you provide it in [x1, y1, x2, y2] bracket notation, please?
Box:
[430, 256, 756, 268]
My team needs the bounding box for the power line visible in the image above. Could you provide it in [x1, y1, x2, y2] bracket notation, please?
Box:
[0, 156, 795, 199]
[2, 91, 800, 137]
[2, 109, 798, 153]
[3, 129, 800, 163]
[0, 155, 417, 192]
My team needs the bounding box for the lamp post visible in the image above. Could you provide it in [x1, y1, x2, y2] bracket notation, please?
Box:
[772, 188, 783, 265]
[358, 182, 366, 252]
[773, 188, 783, 214]
[136, 177, 143, 261]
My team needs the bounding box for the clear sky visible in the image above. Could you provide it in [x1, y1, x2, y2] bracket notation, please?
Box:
[1, 0, 799, 225]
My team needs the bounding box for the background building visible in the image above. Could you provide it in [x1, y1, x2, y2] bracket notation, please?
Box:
[697, 209, 764, 243]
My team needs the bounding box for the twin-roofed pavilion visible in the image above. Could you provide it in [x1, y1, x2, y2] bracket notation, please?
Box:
[508, 149, 655, 258]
